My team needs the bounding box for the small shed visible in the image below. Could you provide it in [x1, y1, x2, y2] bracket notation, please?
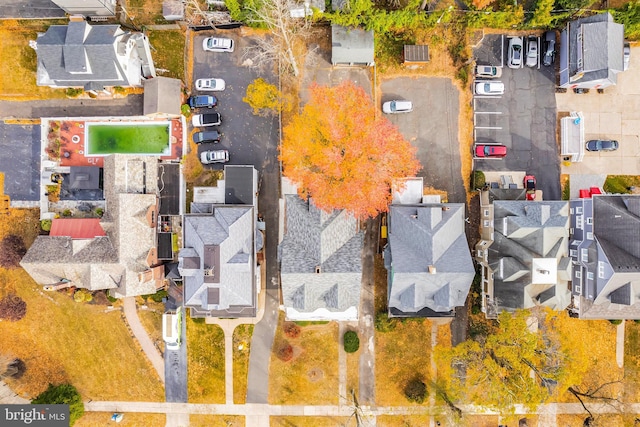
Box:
[163, 0, 184, 20]
[561, 111, 584, 162]
[403, 45, 430, 66]
[143, 77, 182, 117]
[331, 25, 374, 66]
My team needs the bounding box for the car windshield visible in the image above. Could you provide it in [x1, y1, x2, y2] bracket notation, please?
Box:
[483, 146, 491, 156]
[526, 180, 535, 189]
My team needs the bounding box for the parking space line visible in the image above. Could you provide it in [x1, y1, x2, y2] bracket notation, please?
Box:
[474, 95, 502, 99]
[475, 126, 502, 130]
[474, 111, 503, 115]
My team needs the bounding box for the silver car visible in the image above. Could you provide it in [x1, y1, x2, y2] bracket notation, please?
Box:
[202, 37, 234, 52]
[526, 36, 538, 67]
[382, 100, 413, 114]
[200, 150, 229, 164]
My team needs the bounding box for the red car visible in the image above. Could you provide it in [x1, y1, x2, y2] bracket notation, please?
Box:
[524, 175, 536, 200]
[475, 144, 507, 158]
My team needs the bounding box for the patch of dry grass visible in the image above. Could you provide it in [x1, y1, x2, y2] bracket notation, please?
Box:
[187, 316, 225, 403]
[137, 302, 164, 354]
[0, 269, 164, 400]
[556, 413, 625, 427]
[76, 412, 165, 426]
[0, 20, 68, 100]
[268, 314, 339, 405]
[271, 416, 351, 426]
[147, 30, 186, 82]
[378, 415, 432, 426]
[190, 415, 245, 426]
[126, 0, 167, 26]
[624, 320, 640, 402]
[0, 208, 40, 246]
[233, 324, 253, 404]
[375, 317, 433, 406]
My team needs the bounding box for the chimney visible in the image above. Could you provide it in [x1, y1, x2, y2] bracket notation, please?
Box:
[315, 266, 321, 274]
[428, 265, 436, 274]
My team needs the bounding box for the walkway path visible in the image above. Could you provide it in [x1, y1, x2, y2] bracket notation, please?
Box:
[617, 322, 625, 368]
[84, 400, 640, 417]
[0, 381, 29, 404]
[122, 297, 165, 383]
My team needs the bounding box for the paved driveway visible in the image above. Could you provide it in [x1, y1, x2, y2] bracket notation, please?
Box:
[165, 306, 187, 403]
[0, 96, 144, 119]
[380, 77, 466, 203]
[0, 122, 40, 201]
[557, 45, 640, 176]
[473, 34, 560, 200]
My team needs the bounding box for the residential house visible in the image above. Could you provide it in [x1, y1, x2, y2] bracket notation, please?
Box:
[50, 0, 116, 17]
[21, 155, 164, 298]
[559, 12, 625, 90]
[570, 194, 640, 319]
[34, 18, 156, 90]
[280, 190, 364, 321]
[331, 25, 374, 66]
[384, 178, 474, 317]
[475, 194, 572, 318]
[179, 166, 260, 318]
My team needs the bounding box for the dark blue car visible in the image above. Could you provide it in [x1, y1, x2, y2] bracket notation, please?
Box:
[188, 95, 217, 109]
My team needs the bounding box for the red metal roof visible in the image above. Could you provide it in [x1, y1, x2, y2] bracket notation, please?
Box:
[590, 187, 602, 195]
[50, 218, 106, 239]
[579, 189, 591, 198]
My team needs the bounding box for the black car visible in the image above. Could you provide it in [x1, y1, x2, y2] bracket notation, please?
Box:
[586, 139, 619, 152]
[543, 31, 556, 67]
[193, 130, 221, 144]
[187, 95, 217, 109]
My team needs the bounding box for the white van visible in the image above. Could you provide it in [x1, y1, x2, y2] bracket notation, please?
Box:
[162, 310, 182, 350]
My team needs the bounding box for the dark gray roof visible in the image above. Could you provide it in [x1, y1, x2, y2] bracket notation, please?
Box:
[36, 21, 130, 87]
[331, 25, 374, 65]
[386, 204, 475, 316]
[224, 166, 256, 205]
[404, 45, 429, 63]
[594, 195, 640, 272]
[0, 0, 66, 19]
[69, 166, 100, 190]
[566, 12, 624, 86]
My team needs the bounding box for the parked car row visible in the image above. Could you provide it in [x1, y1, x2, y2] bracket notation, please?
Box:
[191, 37, 235, 165]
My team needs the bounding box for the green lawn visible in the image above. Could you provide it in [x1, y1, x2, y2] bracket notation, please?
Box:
[87, 124, 170, 155]
[603, 175, 640, 194]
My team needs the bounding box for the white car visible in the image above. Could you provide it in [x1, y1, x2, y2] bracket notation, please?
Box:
[382, 100, 413, 114]
[508, 37, 523, 69]
[196, 78, 226, 91]
[475, 65, 502, 78]
[526, 36, 538, 67]
[203, 37, 234, 52]
[200, 150, 229, 164]
[475, 81, 505, 95]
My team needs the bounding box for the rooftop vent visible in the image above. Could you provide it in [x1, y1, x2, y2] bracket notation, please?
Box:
[204, 268, 214, 276]
[429, 265, 437, 274]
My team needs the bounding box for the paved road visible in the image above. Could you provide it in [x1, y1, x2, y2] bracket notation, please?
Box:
[122, 297, 165, 384]
[0, 96, 144, 119]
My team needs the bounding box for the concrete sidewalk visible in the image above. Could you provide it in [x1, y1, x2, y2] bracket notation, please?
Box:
[122, 297, 165, 383]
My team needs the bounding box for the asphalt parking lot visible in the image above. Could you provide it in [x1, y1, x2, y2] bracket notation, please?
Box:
[191, 31, 279, 173]
[380, 77, 466, 204]
[473, 34, 561, 200]
[0, 122, 40, 201]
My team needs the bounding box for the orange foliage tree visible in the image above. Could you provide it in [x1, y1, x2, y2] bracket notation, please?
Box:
[280, 81, 421, 219]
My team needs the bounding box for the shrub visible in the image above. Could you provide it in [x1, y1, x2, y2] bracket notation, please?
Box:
[95, 207, 104, 217]
[343, 330, 360, 353]
[404, 376, 428, 403]
[243, 78, 283, 116]
[62, 209, 72, 217]
[106, 294, 118, 303]
[473, 170, 486, 189]
[40, 219, 52, 232]
[276, 341, 294, 361]
[91, 291, 109, 305]
[374, 311, 396, 333]
[46, 184, 61, 202]
[609, 319, 623, 325]
[113, 86, 126, 94]
[284, 322, 301, 339]
[181, 104, 191, 117]
[1, 357, 26, 380]
[65, 88, 83, 98]
[73, 289, 93, 303]
[142, 289, 168, 303]
[0, 235, 27, 268]
[32, 383, 84, 426]
[0, 295, 27, 321]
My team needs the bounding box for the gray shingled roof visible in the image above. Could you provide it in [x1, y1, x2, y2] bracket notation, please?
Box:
[386, 204, 475, 316]
[36, 22, 125, 87]
[566, 12, 624, 86]
[489, 201, 570, 311]
[280, 196, 363, 318]
[143, 77, 182, 116]
[180, 206, 256, 318]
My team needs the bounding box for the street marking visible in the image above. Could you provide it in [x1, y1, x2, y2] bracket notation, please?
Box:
[474, 111, 503, 115]
[474, 95, 502, 99]
[475, 126, 502, 130]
